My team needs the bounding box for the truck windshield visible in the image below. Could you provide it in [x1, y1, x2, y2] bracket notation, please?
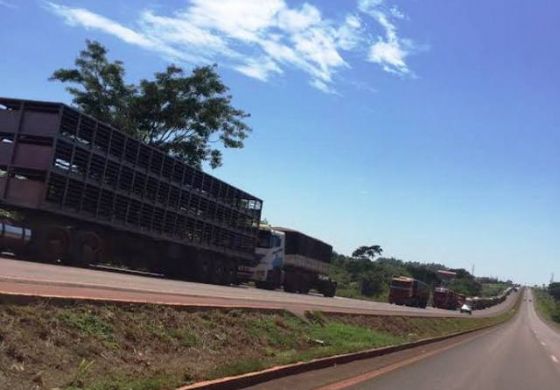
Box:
[391, 280, 412, 289]
[257, 230, 272, 248]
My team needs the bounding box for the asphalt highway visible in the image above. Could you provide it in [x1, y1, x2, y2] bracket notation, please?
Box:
[0, 256, 516, 317]
[248, 289, 560, 390]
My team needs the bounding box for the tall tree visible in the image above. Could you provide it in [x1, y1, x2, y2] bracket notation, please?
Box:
[50, 40, 250, 169]
[50, 40, 134, 133]
[352, 245, 383, 260]
[130, 65, 250, 168]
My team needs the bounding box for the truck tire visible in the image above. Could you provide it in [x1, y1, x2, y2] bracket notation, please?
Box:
[69, 231, 104, 267]
[298, 280, 311, 294]
[255, 281, 275, 290]
[32, 226, 71, 263]
[283, 273, 297, 293]
[210, 259, 226, 285]
[322, 283, 336, 298]
[195, 257, 212, 283]
[223, 259, 236, 285]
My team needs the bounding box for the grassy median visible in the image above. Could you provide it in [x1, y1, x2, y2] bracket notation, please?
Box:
[0, 295, 518, 390]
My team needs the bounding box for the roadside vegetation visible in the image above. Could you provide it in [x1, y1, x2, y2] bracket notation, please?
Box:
[480, 282, 511, 298]
[329, 252, 510, 302]
[533, 284, 560, 326]
[0, 296, 518, 390]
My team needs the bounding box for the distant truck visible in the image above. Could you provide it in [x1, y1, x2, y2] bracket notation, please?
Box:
[240, 226, 337, 297]
[432, 286, 465, 310]
[468, 286, 515, 310]
[388, 276, 430, 308]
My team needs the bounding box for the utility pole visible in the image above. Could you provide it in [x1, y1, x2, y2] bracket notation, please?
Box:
[551, 273, 555, 284]
[471, 264, 475, 277]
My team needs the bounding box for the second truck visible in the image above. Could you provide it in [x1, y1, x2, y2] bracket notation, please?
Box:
[240, 226, 337, 297]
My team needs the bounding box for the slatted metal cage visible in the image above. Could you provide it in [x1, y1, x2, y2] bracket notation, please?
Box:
[0, 97, 262, 260]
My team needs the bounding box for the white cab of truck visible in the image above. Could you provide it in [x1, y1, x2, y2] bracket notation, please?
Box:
[253, 227, 285, 284]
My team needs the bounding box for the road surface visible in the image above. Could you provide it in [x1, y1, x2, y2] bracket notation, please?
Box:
[0, 256, 515, 317]
[248, 289, 560, 390]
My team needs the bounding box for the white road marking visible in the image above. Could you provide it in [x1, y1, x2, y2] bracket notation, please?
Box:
[551, 355, 558, 364]
[541, 341, 547, 346]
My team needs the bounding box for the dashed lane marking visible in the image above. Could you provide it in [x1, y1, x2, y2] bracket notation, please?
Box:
[541, 341, 547, 346]
[551, 355, 558, 364]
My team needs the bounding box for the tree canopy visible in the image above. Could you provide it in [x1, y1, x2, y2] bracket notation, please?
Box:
[50, 40, 250, 169]
[549, 282, 560, 301]
[352, 245, 383, 260]
[331, 253, 484, 299]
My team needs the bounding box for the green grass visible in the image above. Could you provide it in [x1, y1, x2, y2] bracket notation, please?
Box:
[58, 311, 114, 341]
[68, 375, 181, 390]
[208, 317, 405, 379]
[209, 358, 268, 379]
[533, 289, 560, 325]
[480, 283, 509, 297]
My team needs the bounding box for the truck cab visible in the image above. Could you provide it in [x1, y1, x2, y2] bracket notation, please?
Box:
[252, 227, 285, 288]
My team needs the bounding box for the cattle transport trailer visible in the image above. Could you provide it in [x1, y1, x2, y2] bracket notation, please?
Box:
[0, 97, 262, 284]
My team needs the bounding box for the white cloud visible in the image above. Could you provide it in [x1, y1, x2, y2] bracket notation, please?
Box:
[369, 40, 408, 74]
[45, 0, 421, 92]
[358, 0, 411, 75]
[390, 6, 406, 20]
[234, 57, 283, 81]
[183, 0, 284, 43]
[0, 0, 16, 9]
[277, 3, 321, 32]
[336, 14, 363, 50]
[47, 3, 155, 48]
[310, 79, 336, 94]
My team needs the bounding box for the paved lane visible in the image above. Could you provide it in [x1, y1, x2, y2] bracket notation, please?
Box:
[247, 289, 558, 390]
[0, 257, 515, 317]
[312, 289, 558, 390]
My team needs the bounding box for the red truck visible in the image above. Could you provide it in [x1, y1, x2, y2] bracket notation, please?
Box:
[432, 286, 465, 310]
[388, 276, 430, 308]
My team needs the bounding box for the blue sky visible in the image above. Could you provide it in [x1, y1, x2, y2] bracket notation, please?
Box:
[1, 0, 559, 285]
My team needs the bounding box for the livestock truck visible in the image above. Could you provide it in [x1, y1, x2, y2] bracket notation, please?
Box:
[388, 276, 430, 308]
[0, 97, 263, 284]
[432, 286, 465, 310]
[239, 226, 337, 297]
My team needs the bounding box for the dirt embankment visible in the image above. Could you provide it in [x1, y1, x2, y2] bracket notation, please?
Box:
[0, 296, 514, 390]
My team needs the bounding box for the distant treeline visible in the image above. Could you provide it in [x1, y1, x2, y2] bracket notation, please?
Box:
[330, 253, 510, 299]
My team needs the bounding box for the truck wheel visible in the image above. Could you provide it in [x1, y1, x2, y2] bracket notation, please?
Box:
[163, 262, 182, 279]
[283, 275, 297, 293]
[255, 281, 274, 290]
[33, 226, 70, 263]
[211, 259, 226, 285]
[299, 281, 311, 294]
[223, 260, 236, 286]
[195, 257, 212, 283]
[322, 284, 336, 297]
[70, 231, 104, 267]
